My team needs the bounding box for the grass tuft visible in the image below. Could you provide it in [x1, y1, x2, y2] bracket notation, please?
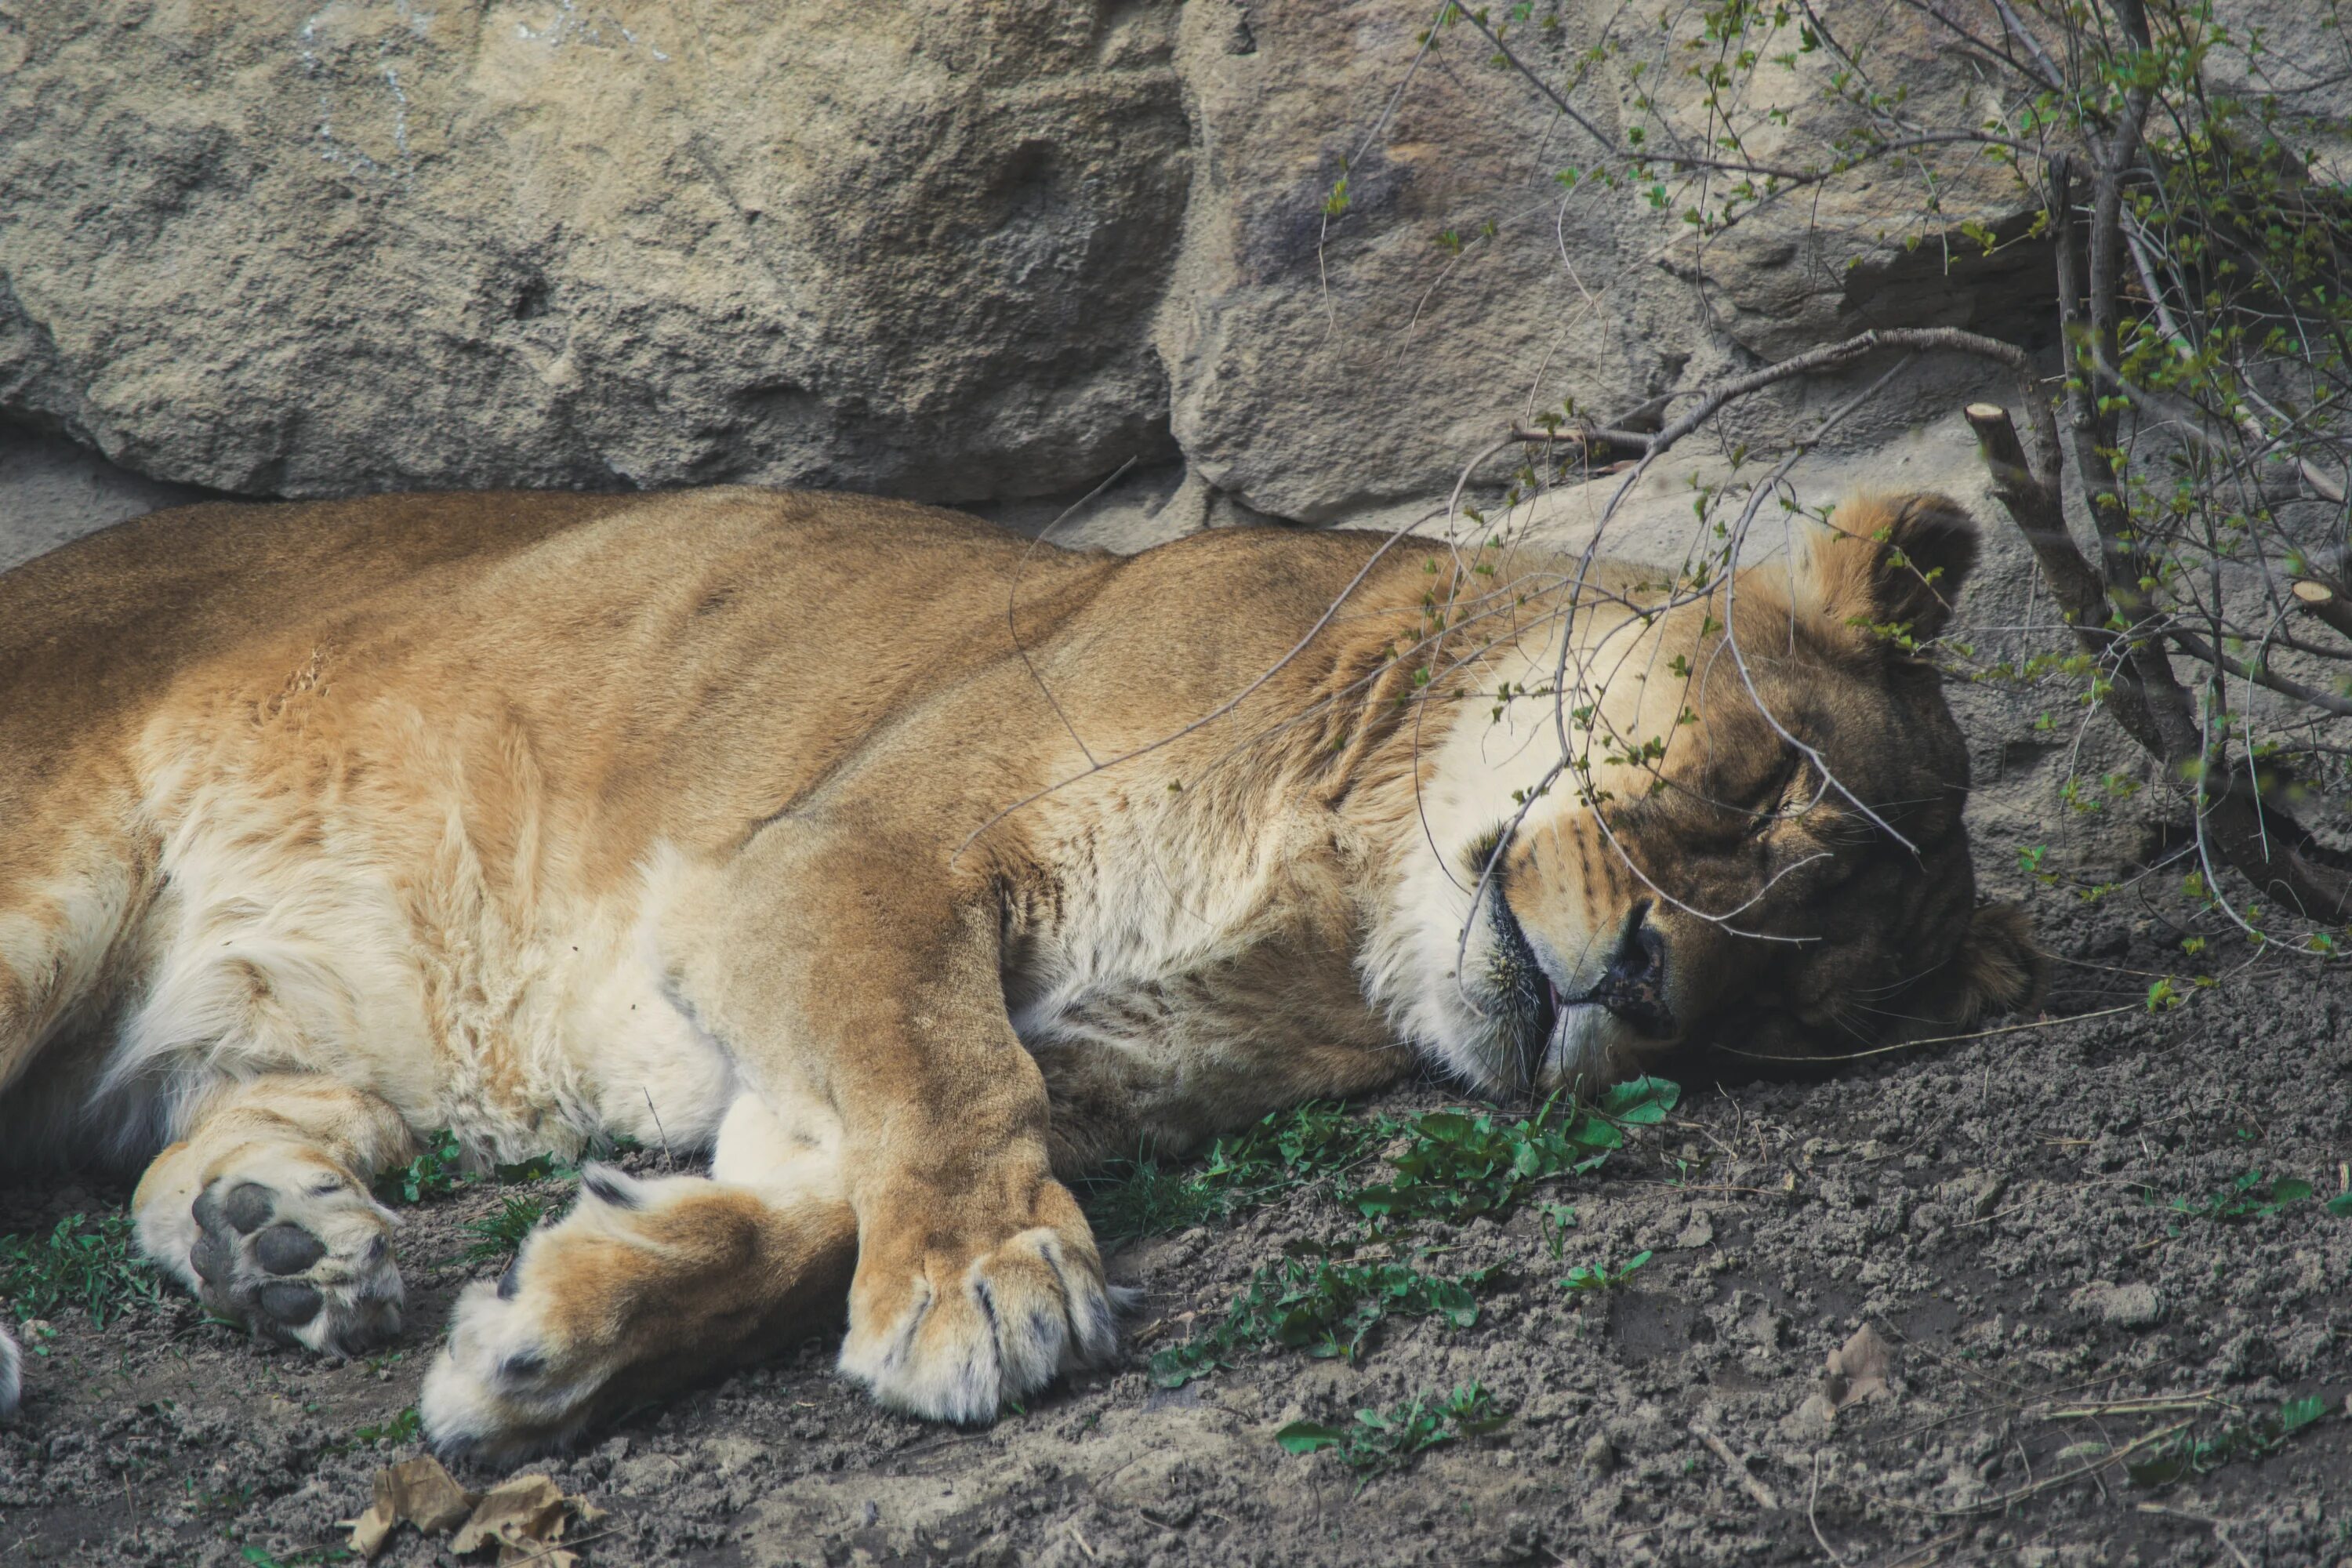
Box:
[1150, 1247, 1495, 1387]
[460, 1196, 546, 1265]
[0, 1210, 162, 1327]
[1080, 1102, 1383, 1246]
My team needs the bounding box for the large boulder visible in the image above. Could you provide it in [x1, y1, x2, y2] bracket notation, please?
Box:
[1154, 0, 2049, 521]
[0, 1, 1187, 499]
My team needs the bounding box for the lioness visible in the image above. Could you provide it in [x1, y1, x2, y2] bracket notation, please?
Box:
[0, 486, 2039, 1454]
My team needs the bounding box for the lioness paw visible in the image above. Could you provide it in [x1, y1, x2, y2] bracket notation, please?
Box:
[144, 1148, 402, 1356]
[419, 1164, 650, 1462]
[0, 1323, 19, 1420]
[838, 1212, 1118, 1424]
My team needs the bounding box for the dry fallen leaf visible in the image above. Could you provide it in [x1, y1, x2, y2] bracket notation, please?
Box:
[347, 1500, 395, 1561]
[347, 1454, 480, 1559]
[1791, 1322, 1896, 1429]
[346, 1457, 601, 1563]
[452, 1473, 568, 1555]
[498, 1546, 579, 1568]
[1822, 1323, 1893, 1411]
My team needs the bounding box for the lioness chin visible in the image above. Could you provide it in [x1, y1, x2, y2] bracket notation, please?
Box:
[0, 486, 2040, 1455]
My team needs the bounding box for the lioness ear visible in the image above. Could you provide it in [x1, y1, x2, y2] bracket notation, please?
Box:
[1795, 492, 1981, 649]
[1944, 902, 2048, 1024]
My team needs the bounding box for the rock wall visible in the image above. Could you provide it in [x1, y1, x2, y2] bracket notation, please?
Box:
[1, 0, 2060, 529]
[0, 1, 1187, 501]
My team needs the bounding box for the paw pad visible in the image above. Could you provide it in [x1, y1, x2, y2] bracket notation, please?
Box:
[188, 1170, 402, 1353]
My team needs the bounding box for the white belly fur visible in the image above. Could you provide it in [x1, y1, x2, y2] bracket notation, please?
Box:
[97, 800, 739, 1164]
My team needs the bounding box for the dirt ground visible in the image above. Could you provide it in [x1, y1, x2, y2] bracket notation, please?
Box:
[2, 889, 2348, 1568]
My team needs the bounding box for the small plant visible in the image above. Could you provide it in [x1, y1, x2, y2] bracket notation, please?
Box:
[460, 1196, 546, 1265]
[0, 1211, 162, 1327]
[2127, 1396, 2331, 1487]
[1353, 1077, 1679, 1225]
[239, 1546, 353, 1567]
[1275, 1383, 1508, 1483]
[1151, 1249, 1492, 1388]
[376, 1130, 466, 1205]
[2161, 1171, 2327, 1223]
[374, 1131, 632, 1207]
[1080, 1102, 1384, 1245]
[1537, 1201, 1577, 1259]
[1559, 1250, 1653, 1292]
[351, 1405, 422, 1448]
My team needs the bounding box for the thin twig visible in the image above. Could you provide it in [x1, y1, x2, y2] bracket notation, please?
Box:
[1715, 1004, 2136, 1064]
[1693, 1425, 1781, 1510]
[1808, 1452, 1850, 1566]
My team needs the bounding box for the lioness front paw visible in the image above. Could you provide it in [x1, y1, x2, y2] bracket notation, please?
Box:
[837, 1186, 1117, 1424]
[135, 1140, 404, 1356]
[183, 1162, 404, 1354]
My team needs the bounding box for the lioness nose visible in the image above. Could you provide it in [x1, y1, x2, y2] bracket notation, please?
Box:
[1595, 902, 1674, 1037]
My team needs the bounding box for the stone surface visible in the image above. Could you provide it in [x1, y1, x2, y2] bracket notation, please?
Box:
[0, 2, 1188, 502]
[0, 424, 209, 573]
[1154, 0, 2052, 521]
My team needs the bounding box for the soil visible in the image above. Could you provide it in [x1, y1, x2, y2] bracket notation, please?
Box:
[4, 896, 2349, 1568]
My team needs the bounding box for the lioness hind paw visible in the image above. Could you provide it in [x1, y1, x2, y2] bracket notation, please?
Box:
[419, 1272, 598, 1465]
[838, 1225, 1120, 1425]
[175, 1157, 403, 1355]
[420, 1164, 705, 1464]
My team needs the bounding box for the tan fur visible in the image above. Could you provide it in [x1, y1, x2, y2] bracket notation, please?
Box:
[0, 487, 2039, 1447]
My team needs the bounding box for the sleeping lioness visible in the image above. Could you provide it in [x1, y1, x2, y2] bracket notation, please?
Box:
[0, 486, 2040, 1454]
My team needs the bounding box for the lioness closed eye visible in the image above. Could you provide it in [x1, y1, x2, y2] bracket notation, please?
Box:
[0, 487, 2041, 1455]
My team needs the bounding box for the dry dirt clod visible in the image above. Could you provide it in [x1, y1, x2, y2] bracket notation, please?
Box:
[2071, 1280, 2163, 1330]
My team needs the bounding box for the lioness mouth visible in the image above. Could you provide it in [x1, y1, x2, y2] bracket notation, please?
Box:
[1485, 861, 1677, 1091]
[1480, 864, 1563, 1090]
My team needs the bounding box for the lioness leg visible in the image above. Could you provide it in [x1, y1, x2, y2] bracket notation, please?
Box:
[662, 822, 1118, 1425]
[132, 1074, 414, 1354]
[419, 1092, 858, 1461]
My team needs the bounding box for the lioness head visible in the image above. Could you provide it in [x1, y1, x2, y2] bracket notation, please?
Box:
[1374, 492, 2045, 1094]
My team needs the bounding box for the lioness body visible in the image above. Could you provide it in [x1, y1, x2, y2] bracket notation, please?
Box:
[0, 486, 2036, 1453]
[2, 488, 1399, 1171]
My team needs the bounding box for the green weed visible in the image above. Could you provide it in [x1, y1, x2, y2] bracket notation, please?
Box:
[0, 1211, 162, 1327]
[352, 1405, 421, 1448]
[1274, 1383, 1508, 1483]
[1537, 1201, 1577, 1259]
[1150, 1247, 1493, 1388]
[1143, 1080, 1681, 1388]
[2126, 1396, 2330, 1487]
[2161, 1171, 2341, 1222]
[1352, 1077, 1677, 1225]
[375, 1131, 641, 1207]
[1559, 1250, 1653, 1292]
[376, 1130, 466, 1205]
[240, 1546, 353, 1567]
[1081, 1102, 1382, 1245]
[1086, 1083, 1679, 1246]
[460, 1196, 546, 1265]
